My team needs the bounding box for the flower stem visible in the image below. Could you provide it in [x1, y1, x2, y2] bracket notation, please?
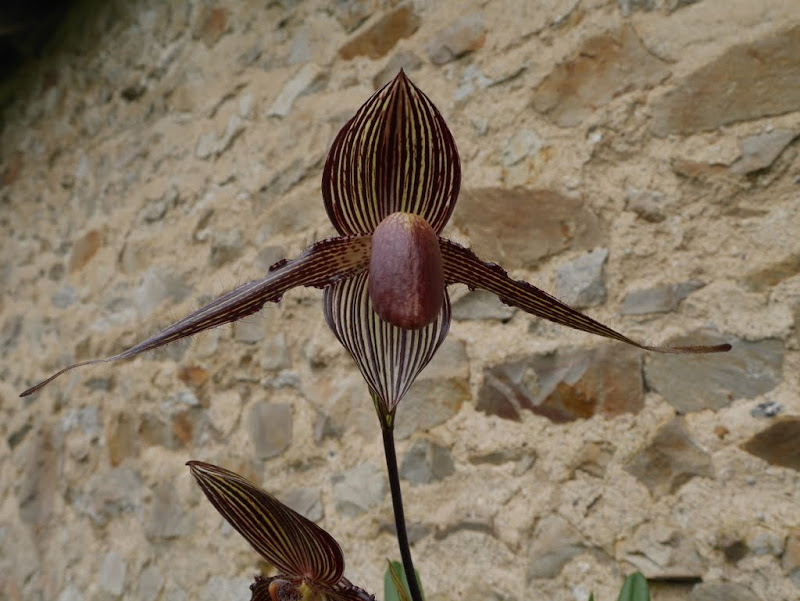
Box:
[382, 426, 424, 601]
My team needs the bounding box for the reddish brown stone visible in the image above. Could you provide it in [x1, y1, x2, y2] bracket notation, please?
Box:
[652, 25, 800, 135]
[532, 25, 670, 127]
[107, 412, 138, 467]
[171, 412, 194, 448]
[477, 344, 644, 423]
[178, 365, 209, 388]
[339, 6, 420, 60]
[196, 7, 228, 47]
[1, 151, 23, 187]
[454, 188, 606, 270]
[69, 229, 102, 272]
[625, 417, 713, 497]
[741, 417, 800, 471]
[743, 254, 800, 292]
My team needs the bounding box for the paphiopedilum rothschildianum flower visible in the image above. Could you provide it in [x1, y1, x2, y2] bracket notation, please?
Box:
[21, 70, 729, 425]
[187, 461, 376, 601]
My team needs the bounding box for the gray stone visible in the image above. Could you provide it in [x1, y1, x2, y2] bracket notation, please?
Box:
[750, 401, 782, 418]
[532, 25, 670, 127]
[645, 334, 783, 413]
[501, 129, 542, 167]
[233, 318, 265, 344]
[625, 417, 713, 497]
[621, 281, 704, 315]
[618, 0, 655, 15]
[62, 406, 101, 436]
[688, 582, 761, 601]
[621, 521, 707, 579]
[288, 26, 312, 65]
[248, 402, 293, 459]
[527, 515, 585, 580]
[52, 284, 77, 308]
[625, 187, 670, 223]
[426, 14, 486, 66]
[57, 583, 84, 601]
[7, 423, 31, 449]
[339, 6, 420, 60]
[146, 478, 195, 540]
[164, 580, 188, 601]
[100, 550, 126, 596]
[18, 426, 59, 527]
[477, 343, 644, 423]
[400, 438, 456, 485]
[452, 289, 516, 322]
[260, 333, 290, 371]
[0, 314, 22, 354]
[78, 467, 142, 526]
[135, 266, 192, 318]
[267, 63, 327, 118]
[332, 462, 387, 517]
[783, 529, 800, 586]
[730, 130, 797, 174]
[454, 188, 607, 271]
[280, 487, 323, 522]
[394, 338, 470, 439]
[207, 389, 242, 437]
[333, 0, 378, 32]
[652, 26, 800, 135]
[138, 565, 164, 601]
[555, 248, 608, 308]
[0, 519, 40, 595]
[309, 372, 376, 441]
[741, 417, 800, 471]
[195, 114, 245, 159]
[209, 228, 243, 267]
[745, 527, 783, 557]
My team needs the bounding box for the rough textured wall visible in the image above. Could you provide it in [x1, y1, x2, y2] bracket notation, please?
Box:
[2, 1, 800, 600]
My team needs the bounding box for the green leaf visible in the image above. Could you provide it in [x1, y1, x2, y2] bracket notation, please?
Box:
[616, 572, 650, 601]
[587, 594, 595, 601]
[384, 561, 424, 601]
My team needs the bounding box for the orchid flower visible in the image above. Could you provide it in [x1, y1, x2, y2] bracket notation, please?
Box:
[20, 70, 729, 424]
[188, 461, 375, 601]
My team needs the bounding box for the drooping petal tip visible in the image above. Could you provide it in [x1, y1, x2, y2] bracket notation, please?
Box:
[20, 236, 371, 397]
[440, 239, 732, 355]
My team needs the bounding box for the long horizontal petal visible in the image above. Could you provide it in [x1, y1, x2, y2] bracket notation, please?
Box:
[323, 271, 451, 426]
[20, 236, 371, 396]
[322, 70, 460, 236]
[440, 239, 731, 354]
[188, 461, 345, 587]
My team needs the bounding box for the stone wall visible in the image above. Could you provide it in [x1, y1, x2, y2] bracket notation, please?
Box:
[2, 1, 799, 600]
